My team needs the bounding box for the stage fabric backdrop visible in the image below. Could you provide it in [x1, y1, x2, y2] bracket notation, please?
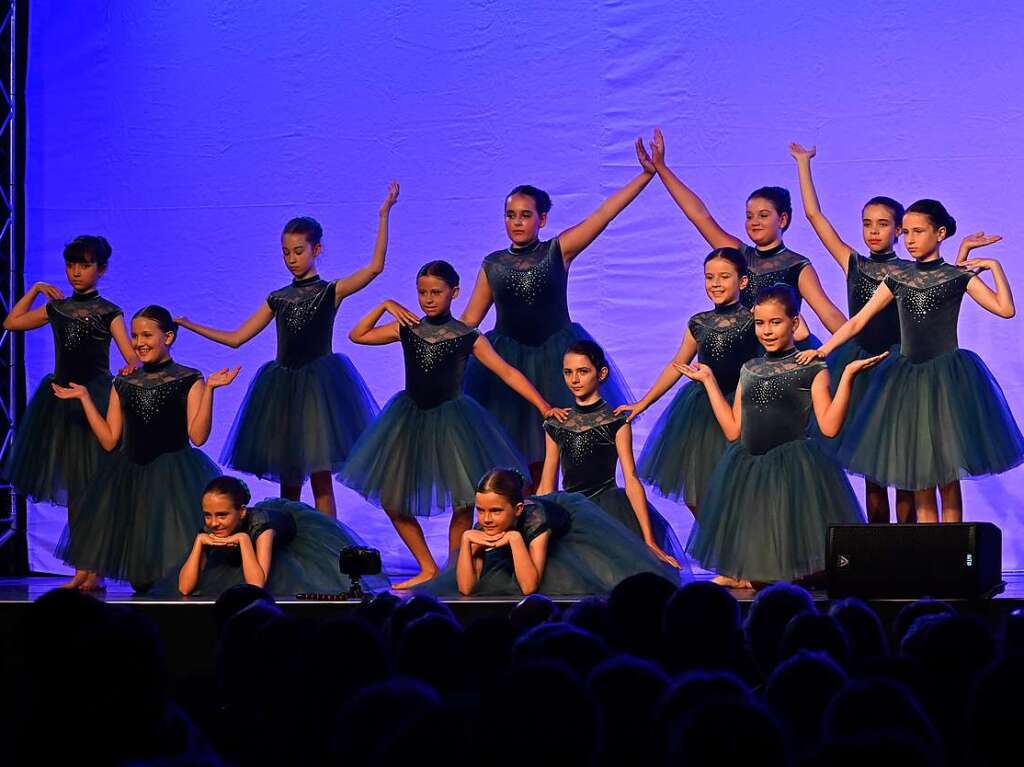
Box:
[23, 1, 1024, 574]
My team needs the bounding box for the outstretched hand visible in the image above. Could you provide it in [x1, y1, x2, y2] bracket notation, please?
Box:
[543, 406, 570, 423]
[636, 137, 657, 174]
[672, 361, 713, 384]
[795, 349, 824, 365]
[207, 366, 241, 389]
[647, 541, 681, 569]
[650, 128, 666, 168]
[844, 351, 888, 376]
[788, 142, 816, 161]
[957, 231, 1002, 265]
[614, 401, 647, 424]
[51, 382, 89, 401]
[118, 361, 141, 377]
[380, 181, 400, 215]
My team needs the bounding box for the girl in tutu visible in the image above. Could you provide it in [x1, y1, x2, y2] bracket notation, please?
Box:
[2, 235, 137, 589]
[459, 140, 654, 474]
[175, 183, 399, 517]
[537, 340, 683, 569]
[425, 468, 682, 597]
[789, 142, 915, 524]
[52, 306, 239, 591]
[639, 129, 846, 349]
[340, 260, 566, 589]
[797, 200, 1023, 523]
[620, 247, 759, 516]
[678, 285, 884, 586]
[174, 475, 389, 597]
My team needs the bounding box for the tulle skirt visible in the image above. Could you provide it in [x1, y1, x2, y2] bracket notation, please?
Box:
[337, 392, 528, 518]
[837, 349, 1024, 490]
[589, 485, 686, 566]
[687, 439, 865, 582]
[4, 374, 111, 507]
[638, 383, 732, 508]
[422, 491, 685, 596]
[221, 353, 379, 484]
[56, 446, 220, 586]
[463, 323, 633, 463]
[150, 498, 391, 597]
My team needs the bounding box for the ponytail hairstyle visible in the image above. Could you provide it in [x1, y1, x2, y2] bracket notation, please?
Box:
[282, 216, 324, 246]
[905, 199, 957, 239]
[416, 260, 460, 289]
[476, 468, 527, 506]
[863, 196, 905, 229]
[132, 305, 178, 342]
[754, 283, 801, 318]
[203, 475, 252, 509]
[506, 185, 553, 215]
[748, 186, 793, 231]
[704, 247, 748, 277]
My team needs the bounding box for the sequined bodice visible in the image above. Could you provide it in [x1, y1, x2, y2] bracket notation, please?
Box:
[740, 244, 810, 309]
[400, 315, 479, 409]
[46, 292, 122, 385]
[688, 303, 759, 393]
[114, 360, 202, 464]
[883, 260, 977, 363]
[266, 276, 337, 369]
[739, 351, 826, 455]
[846, 251, 905, 353]
[483, 239, 571, 346]
[544, 400, 624, 497]
[479, 497, 571, 579]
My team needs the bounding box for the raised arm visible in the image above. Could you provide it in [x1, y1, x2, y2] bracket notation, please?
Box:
[615, 423, 679, 568]
[556, 139, 656, 264]
[3, 282, 61, 331]
[176, 304, 274, 349]
[187, 367, 241, 446]
[812, 353, 889, 437]
[673, 363, 741, 441]
[472, 336, 566, 421]
[960, 235, 1014, 318]
[646, 128, 743, 250]
[110, 316, 140, 373]
[348, 299, 414, 345]
[535, 433, 561, 495]
[789, 143, 853, 271]
[50, 383, 122, 451]
[797, 282, 894, 362]
[616, 328, 698, 423]
[459, 268, 494, 328]
[335, 181, 400, 303]
[797, 265, 847, 333]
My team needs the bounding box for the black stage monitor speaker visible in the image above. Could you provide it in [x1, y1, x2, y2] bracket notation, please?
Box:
[827, 523, 1003, 599]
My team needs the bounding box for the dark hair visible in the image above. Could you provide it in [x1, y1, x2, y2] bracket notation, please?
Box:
[747, 186, 792, 231]
[64, 235, 112, 267]
[416, 260, 460, 289]
[703, 247, 748, 277]
[507, 185, 552, 215]
[564, 340, 608, 371]
[754, 283, 801, 318]
[203, 475, 252, 508]
[863, 196, 905, 229]
[905, 199, 957, 238]
[476, 467, 527, 505]
[282, 216, 324, 246]
[132, 305, 178, 336]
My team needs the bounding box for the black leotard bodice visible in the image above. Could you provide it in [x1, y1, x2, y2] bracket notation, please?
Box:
[543, 400, 624, 497]
[740, 243, 811, 309]
[400, 314, 479, 409]
[266, 276, 338, 369]
[687, 302, 759, 394]
[482, 239, 571, 346]
[46, 291, 122, 385]
[114, 359, 202, 464]
[738, 349, 827, 455]
[846, 251, 905, 353]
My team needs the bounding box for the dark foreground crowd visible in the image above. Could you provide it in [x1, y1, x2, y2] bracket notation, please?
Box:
[4, 575, 1021, 766]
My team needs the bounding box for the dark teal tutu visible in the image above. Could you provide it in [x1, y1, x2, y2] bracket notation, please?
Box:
[221, 353, 379, 485]
[463, 323, 633, 464]
[638, 383, 732, 508]
[150, 498, 391, 597]
[589, 486, 686, 565]
[337, 392, 528, 518]
[688, 439, 865, 582]
[422, 492, 683, 596]
[4, 374, 111, 507]
[837, 349, 1024, 490]
[56, 446, 220, 585]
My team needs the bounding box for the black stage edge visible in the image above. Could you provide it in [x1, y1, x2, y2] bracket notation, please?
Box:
[2, 573, 1024, 681]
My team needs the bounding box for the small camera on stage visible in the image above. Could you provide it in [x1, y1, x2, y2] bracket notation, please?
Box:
[339, 545, 382, 600]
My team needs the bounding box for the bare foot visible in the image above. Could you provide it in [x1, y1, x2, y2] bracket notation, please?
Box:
[78, 573, 106, 592]
[59, 570, 89, 589]
[712, 575, 753, 589]
[392, 569, 440, 590]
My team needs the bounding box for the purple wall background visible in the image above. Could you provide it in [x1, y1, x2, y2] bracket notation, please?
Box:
[23, 1, 1024, 575]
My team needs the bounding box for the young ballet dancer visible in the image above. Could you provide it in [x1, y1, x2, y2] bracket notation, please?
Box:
[789, 142, 916, 524]
[2, 235, 137, 589]
[537, 340, 683, 569]
[175, 183, 399, 517]
[52, 306, 238, 591]
[425, 468, 683, 597]
[797, 200, 1023, 523]
[173, 475, 389, 597]
[620, 247, 760, 517]
[678, 284, 884, 586]
[639, 129, 846, 348]
[340, 260, 566, 589]
[459, 141, 655, 474]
